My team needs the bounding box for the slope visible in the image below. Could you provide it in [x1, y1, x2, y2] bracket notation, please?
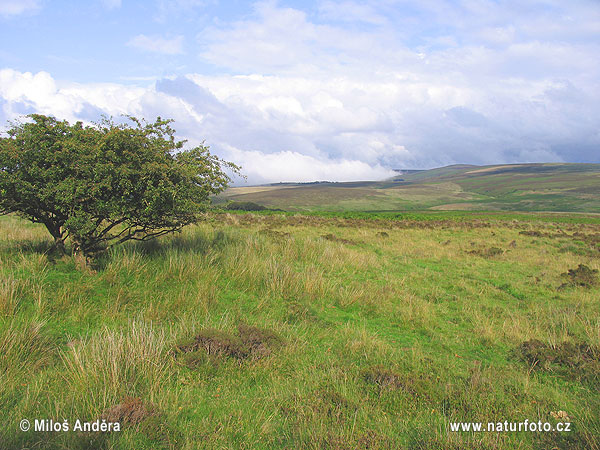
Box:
[221, 163, 600, 213]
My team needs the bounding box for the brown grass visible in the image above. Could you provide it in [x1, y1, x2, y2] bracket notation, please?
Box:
[100, 396, 156, 425]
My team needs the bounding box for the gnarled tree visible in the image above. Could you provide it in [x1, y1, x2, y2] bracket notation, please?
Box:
[0, 114, 239, 258]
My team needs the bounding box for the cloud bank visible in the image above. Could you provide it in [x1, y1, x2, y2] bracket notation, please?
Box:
[1, 1, 600, 184]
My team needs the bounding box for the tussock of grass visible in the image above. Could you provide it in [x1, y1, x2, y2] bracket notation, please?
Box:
[0, 318, 56, 376]
[0, 275, 20, 315]
[61, 321, 171, 409]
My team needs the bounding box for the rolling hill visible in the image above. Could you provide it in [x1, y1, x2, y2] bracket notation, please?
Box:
[220, 163, 600, 213]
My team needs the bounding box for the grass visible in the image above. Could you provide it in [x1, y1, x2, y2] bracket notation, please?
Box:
[0, 212, 599, 449]
[222, 163, 600, 213]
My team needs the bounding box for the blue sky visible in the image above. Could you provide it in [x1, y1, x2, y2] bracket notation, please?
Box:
[1, 0, 599, 184]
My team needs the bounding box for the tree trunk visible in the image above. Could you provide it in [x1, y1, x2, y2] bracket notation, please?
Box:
[43, 220, 66, 256]
[52, 236, 66, 255]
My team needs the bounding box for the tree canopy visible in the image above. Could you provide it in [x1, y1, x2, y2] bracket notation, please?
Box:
[0, 114, 239, 258]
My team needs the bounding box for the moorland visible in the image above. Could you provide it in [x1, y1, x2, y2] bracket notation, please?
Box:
[222, 163, 600, 213]
[1, 206, 599, 449]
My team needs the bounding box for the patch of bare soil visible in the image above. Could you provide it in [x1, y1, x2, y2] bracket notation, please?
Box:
[362, 366, 404, 391]
[176, 328, 248, 359]
[74, 397, 158, 448]
[467, 247, 504, 258]
[236, 323, 283, 358]
[175, 324, 283, 366]
[519, 230, 546, 237]
[559, 264, 599, 289]
[516, 339, 600, 384]
[520, 229, 600, 255]
[362, 366, 434, 402]
[99, 397, 179, 445]
[100, 397, 156, 425]
[321, 233, 360, 245]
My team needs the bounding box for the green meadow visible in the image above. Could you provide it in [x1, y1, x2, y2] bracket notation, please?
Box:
[1, 211, 599, 449]
[222, 163, 600, 213]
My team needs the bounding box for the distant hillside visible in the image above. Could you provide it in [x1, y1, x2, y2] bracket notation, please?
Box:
[221, 163, 600, 213]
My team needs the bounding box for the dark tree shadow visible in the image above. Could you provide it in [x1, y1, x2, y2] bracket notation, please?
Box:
[129, 230, 232, 257]
[88, 229, 237, 271]
[0, 238, 55, 255]
[2, 228, 237, 272]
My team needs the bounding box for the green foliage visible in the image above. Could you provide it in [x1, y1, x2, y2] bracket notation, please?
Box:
[0, 114, 239, 258]
[224, 201, 267, 211]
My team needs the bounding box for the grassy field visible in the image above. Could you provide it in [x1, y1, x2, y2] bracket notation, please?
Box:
[222, 163, 600, 213]
[1, 211, 599, 449]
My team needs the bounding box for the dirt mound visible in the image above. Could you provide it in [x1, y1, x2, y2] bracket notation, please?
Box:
[175, 324, 283, 364]
[362, 366, 403, 391]
[176, 328, 248, 358]
[237, 323, 283, 357]
[321, 233, 359, 245]
[100, 397, 155, 425]
[519, 230, 546, 237]
[559, 264, 598, 289]
[516, 339, 600, 383]
[99, 398, 179, 445]
[361, 365, 433, 401]
[467, 247, 504, 258]
[519, 229, 600, 255]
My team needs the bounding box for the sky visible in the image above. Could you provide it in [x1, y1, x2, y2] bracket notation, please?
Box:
[1, 0, 599, 184]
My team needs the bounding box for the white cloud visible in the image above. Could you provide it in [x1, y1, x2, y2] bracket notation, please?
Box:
[127, 34, 184, 55]
[222, 147, 396, 184]
[0, 0, 40, 16]
[0, 69, 146, 124]
[0, 69, 402, 183]
[2, 2, 600, 183]
[318, 1, 388, 25]
[101, 0, 121, 10]
[2, 57, 599, 182]
[198, 2, 400, 76]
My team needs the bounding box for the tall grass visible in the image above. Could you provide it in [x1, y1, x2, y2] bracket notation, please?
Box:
[62, 321, 171, 409]
[0, 213, 599, 449]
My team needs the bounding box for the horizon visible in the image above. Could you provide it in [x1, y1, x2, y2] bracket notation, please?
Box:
[230, 161, 600, 187]
[1, 0, 599, 185]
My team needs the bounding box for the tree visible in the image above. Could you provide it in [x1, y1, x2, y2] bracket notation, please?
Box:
[0, 114, 239, 259]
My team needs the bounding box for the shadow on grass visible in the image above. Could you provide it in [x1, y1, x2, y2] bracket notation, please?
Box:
[2, 228, 238, 273]
[0, 238, 55, 255]
[129, 229, 233, 257]
[88, 229, 236, 271]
